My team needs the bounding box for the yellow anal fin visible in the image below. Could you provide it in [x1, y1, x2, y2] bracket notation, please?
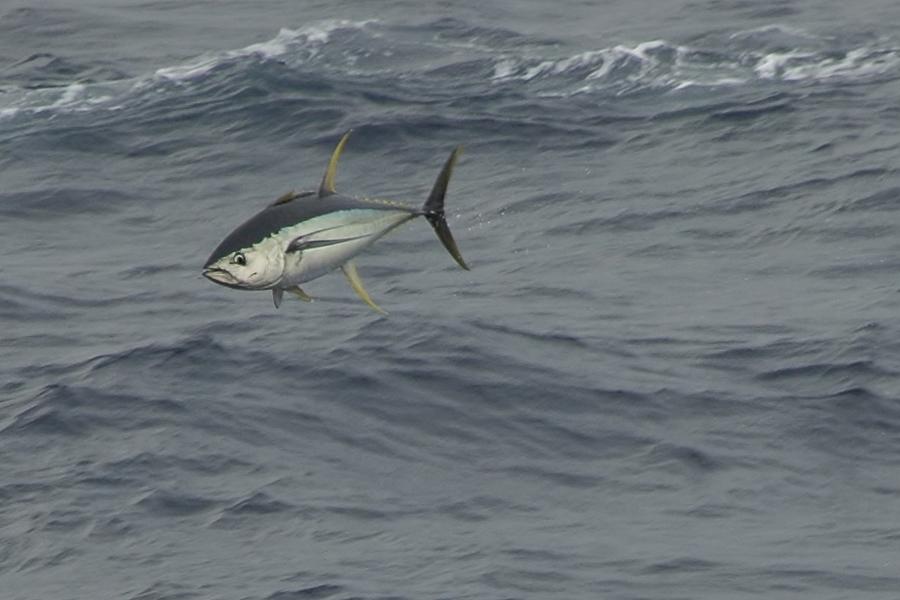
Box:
[341, 261, 387, 315]
[319, 130, 352, 197]
[289, 286, 313, 302]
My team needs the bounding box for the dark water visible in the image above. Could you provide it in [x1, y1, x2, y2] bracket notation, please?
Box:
[3, 1, 900, 598]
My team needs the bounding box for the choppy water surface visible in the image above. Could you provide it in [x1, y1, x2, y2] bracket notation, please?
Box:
[3, 1, 900, 598]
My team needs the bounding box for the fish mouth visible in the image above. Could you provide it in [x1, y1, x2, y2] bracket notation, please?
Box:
[203, 267, 242, 288]
[202, 267, 264, 290]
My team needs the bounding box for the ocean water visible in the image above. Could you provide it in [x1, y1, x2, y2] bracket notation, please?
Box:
[3, 1, 900, 598]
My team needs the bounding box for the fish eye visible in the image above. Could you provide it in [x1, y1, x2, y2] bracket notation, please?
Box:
[233, 253, 246, 266]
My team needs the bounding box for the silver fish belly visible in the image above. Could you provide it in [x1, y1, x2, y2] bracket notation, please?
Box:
[278, 209, 416, 286]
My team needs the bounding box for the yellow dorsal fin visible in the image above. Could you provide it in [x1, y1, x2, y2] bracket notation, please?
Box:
[341, 261, 387, 315]
[319, 130, 352, 197]
[289, 286, 313, 302]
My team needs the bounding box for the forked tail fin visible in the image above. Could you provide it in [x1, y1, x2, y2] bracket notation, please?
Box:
[423, 146, 470, 270]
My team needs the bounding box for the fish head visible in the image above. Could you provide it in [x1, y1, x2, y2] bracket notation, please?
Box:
[203, 237, 285, 290]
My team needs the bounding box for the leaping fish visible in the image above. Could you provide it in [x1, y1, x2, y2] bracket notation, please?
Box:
[202, 132, 469, 314]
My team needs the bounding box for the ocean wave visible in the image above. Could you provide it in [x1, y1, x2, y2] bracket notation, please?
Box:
[2, 21, 897, 122]
[260, 585, 345, 600]
[152, 20, 370, 83]
[0, 19, 373, 121]
[0, 79, 116, 120]
[491, 30, 900, 94]
[1, 383, 187, 438]
[752, 47, 900, 81]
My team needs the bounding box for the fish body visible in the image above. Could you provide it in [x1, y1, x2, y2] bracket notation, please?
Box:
[203, 132, 468, 313]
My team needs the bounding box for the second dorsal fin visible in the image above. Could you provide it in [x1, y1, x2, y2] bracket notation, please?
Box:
[318, 130, 352, 197]
[270, 190, 315, 207]
[271, 191, 298, 206]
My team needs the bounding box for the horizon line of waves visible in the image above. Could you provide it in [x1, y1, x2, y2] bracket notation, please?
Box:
[490, 38, 900, 95]
[151, 19, 375, 83]
[0, 19, 375, 122]
[3, 20, 899, 120]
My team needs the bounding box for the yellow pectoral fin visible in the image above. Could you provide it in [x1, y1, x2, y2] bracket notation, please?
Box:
[341, 261, 387, 315]
[290, 286, 313, 302]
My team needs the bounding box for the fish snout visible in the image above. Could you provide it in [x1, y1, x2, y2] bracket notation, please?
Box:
[203, 267, 240, 287]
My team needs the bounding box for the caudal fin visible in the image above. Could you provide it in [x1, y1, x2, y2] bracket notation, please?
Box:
[423, 146, 470, 270]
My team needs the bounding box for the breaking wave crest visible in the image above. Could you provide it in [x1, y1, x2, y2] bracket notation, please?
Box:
[151, 20, 372, 82]
[491, 29, 900, 94]
[0, 20, 371, 120]
[1, 21, 898, 122]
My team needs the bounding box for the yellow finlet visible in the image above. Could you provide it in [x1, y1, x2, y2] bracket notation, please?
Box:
[319, 130, 352, 197]
[341, 261, 387, 315]
[289, 286, 313, 302]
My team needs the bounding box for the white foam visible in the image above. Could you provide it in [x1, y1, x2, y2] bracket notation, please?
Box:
[490, 33, 900, 96]
[673, 77, 747, 91]
[593, 42, 672, 80]
[785, 48, 900, 81]
[752, 47, 900, 82]
[542, 50, 608, 78]
[630, 40, 672, 60]
[155, 20, 372, 82]
[492, 58, 517, 80]
[491, 42, 674, 84]
[51, 83, 86, 108]
[753, 50, 817, 79]
[154, 57, 221, 82]
[2, 22, 898, 119]
[0, 20, 375, 120]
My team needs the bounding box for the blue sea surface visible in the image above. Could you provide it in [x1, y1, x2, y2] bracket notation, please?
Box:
[3, 1, 900, 598]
